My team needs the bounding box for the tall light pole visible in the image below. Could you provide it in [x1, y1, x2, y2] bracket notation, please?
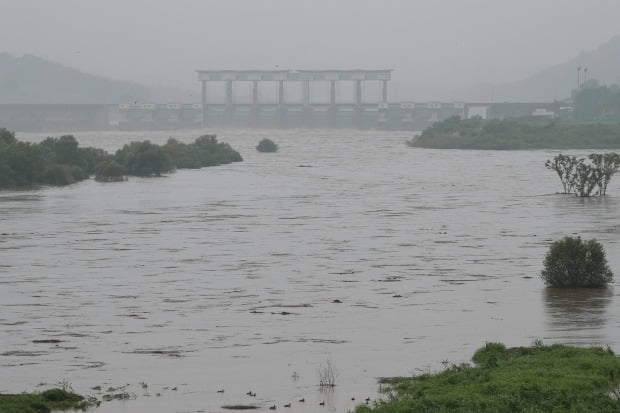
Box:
[577, 66, 582, 89]
[583, 67, 588, 84]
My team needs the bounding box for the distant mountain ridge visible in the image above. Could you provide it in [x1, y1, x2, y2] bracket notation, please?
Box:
[4, 35, 620, 104]
[0, 53, 150, 104]
[462, 35, 620, 102]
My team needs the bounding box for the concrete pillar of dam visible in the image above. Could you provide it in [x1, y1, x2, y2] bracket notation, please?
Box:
[251, 80, 260, 126]
[201, 80, 207, 128]
[329, 80, 338, 128]
[226, 80, 233, 107]
[252, 81, 259, 105]
[382, 80, 388, 102]
[355, 80, 363, 107]
[354, 80, 363, 128]
[302, 80, 310, 106]
[278, 80, 285, 105]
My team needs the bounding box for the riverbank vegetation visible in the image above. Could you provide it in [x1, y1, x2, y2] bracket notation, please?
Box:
[0, 388, 92, 413]
[356, 342, 620, 413]
[541, 236, 613, 288]
[408, 116, 620, 149]
[0, 128, 242, 189]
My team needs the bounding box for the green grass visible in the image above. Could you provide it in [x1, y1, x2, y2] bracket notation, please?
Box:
[0, 388, 92, 413]
[357, 343, 620, 413]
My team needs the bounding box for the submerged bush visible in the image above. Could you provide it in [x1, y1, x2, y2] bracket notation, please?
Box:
[318, 359, 337, 388]
[0, 128, 243, 190]
[541, 236, 613, 288]
[0, 127, 16, 144]
[0, 132, 100, 189]
[163, 135, 243, 168]
[41, 164, 86, 186]
[115, 140, 174, 177]
[41, 389, 83, 403]
[189, 135, 242, 165]
[95, 159, 126, 182]
[256, 138, 278, 153]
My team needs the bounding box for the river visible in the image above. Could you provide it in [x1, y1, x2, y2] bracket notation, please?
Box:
[1, 128, 619, 413]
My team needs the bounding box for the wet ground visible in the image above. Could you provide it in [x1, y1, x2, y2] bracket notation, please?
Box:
[1, 129, 619, 412]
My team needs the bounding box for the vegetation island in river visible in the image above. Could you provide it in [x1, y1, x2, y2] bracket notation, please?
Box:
[0, 128, 242, 190]
[408, 115, 620, 150]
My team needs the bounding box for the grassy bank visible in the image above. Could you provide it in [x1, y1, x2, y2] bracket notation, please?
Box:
[408, 116, 620, 150]
[357, 343, 620, 413]
[0, 388, 92, 413]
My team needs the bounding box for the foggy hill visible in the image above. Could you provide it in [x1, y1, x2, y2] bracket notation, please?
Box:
[462, 35, 620, 102]
[0, 53, 151, 104]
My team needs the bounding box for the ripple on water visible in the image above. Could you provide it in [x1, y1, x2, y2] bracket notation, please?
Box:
[2, 130, 620, 413]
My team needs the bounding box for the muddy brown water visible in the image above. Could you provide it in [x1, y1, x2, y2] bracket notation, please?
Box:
[2, 129, 620, 413]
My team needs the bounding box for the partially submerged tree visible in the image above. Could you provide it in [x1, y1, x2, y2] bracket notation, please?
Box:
[318, 359, 337, 388]
[544, 154, 580, 194]
[588, 153, 620, 195]
[546, 152, 620, 197]
[573, 161, 598, 197]
[541, 236, 613, 288]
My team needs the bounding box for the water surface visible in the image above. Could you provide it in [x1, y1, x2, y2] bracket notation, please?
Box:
[2, 129, 619, 413]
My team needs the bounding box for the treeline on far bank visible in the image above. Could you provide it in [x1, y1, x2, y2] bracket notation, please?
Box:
[0, 128, 242, 189]
[408, 116, 620, 150]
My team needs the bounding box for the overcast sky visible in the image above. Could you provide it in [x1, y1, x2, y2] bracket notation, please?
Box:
[2, 0, 620, 100]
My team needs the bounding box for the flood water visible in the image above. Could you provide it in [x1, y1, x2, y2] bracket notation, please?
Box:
[2, 129, 620, 413]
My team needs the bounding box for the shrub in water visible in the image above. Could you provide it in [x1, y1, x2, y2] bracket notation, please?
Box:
[95, 159, 127, 182]
[41, 388, 83, 403]
[545, 153, 620, 197]
[256, 138, 278, 153]
[163, 136, 243, 168]
[115, 140, 174, 177]
[540, 236, 613, 288]
[0, 127, 16, 144]
[42, 164, 80, 186]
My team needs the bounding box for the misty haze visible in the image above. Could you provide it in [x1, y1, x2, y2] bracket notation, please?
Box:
[2, 1, 620, 413]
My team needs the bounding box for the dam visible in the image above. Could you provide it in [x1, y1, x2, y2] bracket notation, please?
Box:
[0, 70, 558, 132]
[194, 69, 464, 129]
